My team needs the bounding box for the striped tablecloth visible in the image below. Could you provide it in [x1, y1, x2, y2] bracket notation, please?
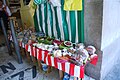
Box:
[20, 42, 98, 78]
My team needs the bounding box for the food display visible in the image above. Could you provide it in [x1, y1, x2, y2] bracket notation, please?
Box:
[31, 36, 97, 66]
[11, 28, 97, 67]
[9, 28, 98, 79]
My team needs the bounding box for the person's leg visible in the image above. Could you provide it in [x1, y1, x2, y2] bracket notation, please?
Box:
[3, 20, 8, 31]
[2, 14, 9, 31]
[0, 19, 3, 34]
[0, 13, 2, 31]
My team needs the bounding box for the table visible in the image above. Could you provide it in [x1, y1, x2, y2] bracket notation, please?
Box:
[19, 42, 98, 79]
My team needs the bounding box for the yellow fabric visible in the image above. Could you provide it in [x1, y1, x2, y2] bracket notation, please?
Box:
[20, 0, 35, 28]
[64, 0, 82, 11]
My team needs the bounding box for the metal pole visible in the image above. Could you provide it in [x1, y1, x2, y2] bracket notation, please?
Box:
[9, 19, 23, 64]
[0, 18, 12, 55]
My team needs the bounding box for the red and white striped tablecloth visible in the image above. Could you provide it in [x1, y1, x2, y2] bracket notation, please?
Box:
[20, 42, 98, 78]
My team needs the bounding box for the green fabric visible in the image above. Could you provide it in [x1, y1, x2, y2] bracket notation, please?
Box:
[33, 0, 84, 43]
[78, 0, 84, 43]
[44, 3, 48, 36]
[38, 5, 44, 32]
[54, 7, 61, 39]
[70, 11, 76, 43]
[61, 0, 69, 41]
[48, 4, 54, 37]
[34, 0, 47, 5]
[33, 10, 39, 32]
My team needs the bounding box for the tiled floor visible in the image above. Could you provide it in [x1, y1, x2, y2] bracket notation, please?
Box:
[0, 46, 59, 80]
[0, 46, 95, 80]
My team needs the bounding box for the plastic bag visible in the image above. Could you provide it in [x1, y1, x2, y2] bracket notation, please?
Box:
[20, 0, 35, 27]
[64, 0, 82, 11]
[49, 0, 61, 7]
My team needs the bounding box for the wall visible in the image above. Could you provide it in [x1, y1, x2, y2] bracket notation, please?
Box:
[84, 0, 103, 49]
[84, 0, 103, 80]
[101, 0, 120, 79]
[101, 0, 120, 49]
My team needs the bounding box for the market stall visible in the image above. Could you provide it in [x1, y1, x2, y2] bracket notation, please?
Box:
[19, 38, 98, 79]
[8, 27, 98, 80]
[8, 0, 98, 80]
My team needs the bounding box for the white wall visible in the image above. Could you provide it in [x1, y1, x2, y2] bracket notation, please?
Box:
[101, 0, 120, 50]
[101, 0, 120, 79]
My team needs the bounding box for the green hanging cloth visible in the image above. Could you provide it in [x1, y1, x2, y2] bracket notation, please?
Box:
[48, 4, 54, 37]
[61, 0, 69, 41]
[77, 0, 84, 43]
[44, 3, 48, 36]
[70, 11, 76, 43]
[33, 10, 39, 32]
[38, 5, 44, 32]
[34, 0, 47, 5]
[54, 7, 61, 39]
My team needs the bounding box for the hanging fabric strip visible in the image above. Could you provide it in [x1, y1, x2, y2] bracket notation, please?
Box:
[36, 5, 41, 31]
[54, 7, 61, 39]
[66, 11, 71, 42]
[47, 3, 52, 37]
[33, 10, 39, 32]
[39, 5, 44, 32]
[61, 0, 69, 41]
[51, 5, 58, 39]
[44, 3, 48, 36]
[77, 0, 84, 43]
[57, 7, 65, 40]
[48, 3, 54, 37]
[69, 11, 76, 43]
[75, 11, 79, 43]
[41, 4, 46, 33]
